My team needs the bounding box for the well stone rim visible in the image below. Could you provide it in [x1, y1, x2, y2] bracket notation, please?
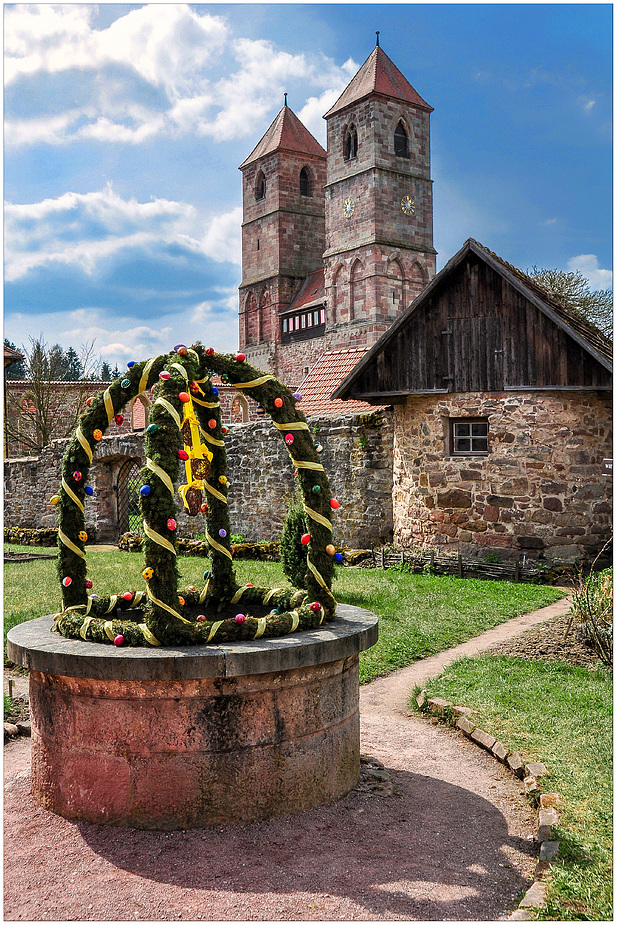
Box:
[7, 605, 378, 681]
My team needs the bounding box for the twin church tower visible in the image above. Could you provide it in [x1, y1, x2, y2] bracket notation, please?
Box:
[238, 40, 436, 385]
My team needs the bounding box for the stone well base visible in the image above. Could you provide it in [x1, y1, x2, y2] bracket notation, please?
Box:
[7, 606, 378, 830]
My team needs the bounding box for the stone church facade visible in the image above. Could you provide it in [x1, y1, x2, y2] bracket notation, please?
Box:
[238, 42, 436, 386]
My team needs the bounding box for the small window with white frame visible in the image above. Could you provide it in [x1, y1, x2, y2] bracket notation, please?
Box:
[451, 418, 489, 455]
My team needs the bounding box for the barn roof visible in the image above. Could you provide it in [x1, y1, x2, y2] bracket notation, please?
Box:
[239, 105, 326, 169]
[298, 347, 389, 417]
[324, 45, 432, 118]
[332, 238, 612, 401]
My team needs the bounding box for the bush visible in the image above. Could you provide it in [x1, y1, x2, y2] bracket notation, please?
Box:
[279, 494, 308, 589]
[569, 567, 613, 666]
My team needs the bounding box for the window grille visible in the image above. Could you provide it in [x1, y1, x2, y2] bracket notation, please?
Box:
[451, 419, 489, 455]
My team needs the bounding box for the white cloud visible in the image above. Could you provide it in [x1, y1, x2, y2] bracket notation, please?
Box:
[578, 95, 597, 114]
[4, 5, 355, 147]
[540, 218, 558, 226]
[4, 184, 243, 280]
[567, 254, 612, 290]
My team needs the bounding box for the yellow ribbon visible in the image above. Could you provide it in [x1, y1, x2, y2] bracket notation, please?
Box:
[231, 587, 245, 604]
[293, 460, 325, 471]
[205, 482, 227, 503]
[233, 375, 276, 389]
[103, 621, 116, 641]
[138, 358, 155, 395]
[289, 610, 300, 632]
[75, 426, 93, 463]
[170, 362, 188, 380]
[203, 432, 225, 448]
[80, 616, 95, 640]
[199, 578, 210, 603]
[146, 457, 174, 495]
[104, 595, 118, 614]
[147, 589, 191, 624]
[206, 531, 233, 560]
[61, 478, 85, 513]
[207, 620, 223, 643]
[304, 506, 333, 531]
[192, 396, 220, 409]
[139, 623, 161, 646]
[58, 528, 86, 559]
[254, 617, 267, 639]
[263, 588, 284, 604]
[272, 421, 310, 432]
[307, 559, 335, 599]
[103, 388, 115, 424]
[143, 521, 177, 555]
[155, 397, 182, 428]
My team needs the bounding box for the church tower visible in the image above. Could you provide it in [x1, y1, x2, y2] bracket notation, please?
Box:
[322, 40, 436, 345]
[238, 102, 327, 372]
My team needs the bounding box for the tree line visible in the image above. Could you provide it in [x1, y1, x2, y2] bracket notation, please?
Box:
[4, 338, 122, 382]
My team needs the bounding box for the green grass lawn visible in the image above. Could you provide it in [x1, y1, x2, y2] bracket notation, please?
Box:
[417, 656, 612, 921]
[5, 545, 564, 682]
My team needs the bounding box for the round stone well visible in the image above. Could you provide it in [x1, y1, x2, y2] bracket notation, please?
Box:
[7, 605, 378, 830]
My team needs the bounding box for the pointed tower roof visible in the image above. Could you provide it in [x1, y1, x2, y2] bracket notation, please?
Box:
[239, 105, 326, 170]
[324, 45, 432, 118]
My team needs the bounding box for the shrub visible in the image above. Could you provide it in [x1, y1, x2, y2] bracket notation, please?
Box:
[569, 567, 613, 666]
[279, 494, 308, 589]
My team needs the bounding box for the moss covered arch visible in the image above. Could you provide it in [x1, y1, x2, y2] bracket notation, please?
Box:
[53, 345, 337, 647]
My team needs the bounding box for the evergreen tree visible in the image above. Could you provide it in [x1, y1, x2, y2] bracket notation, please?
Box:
[279, 493, 308, 589]
[63, 346, 84, 379]
[100, 361, 112, 381]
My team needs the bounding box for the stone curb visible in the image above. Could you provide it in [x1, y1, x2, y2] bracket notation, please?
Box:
[414, 692, 562, 920]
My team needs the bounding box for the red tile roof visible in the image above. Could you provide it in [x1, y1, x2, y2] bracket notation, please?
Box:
[282, 268, 326, 315]
[297, 347, 390, 417]
[239, 106, 326, 169]
[324, 46, 432, 118]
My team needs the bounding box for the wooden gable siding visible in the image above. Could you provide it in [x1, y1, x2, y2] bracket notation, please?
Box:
[349, 254, 611, 397]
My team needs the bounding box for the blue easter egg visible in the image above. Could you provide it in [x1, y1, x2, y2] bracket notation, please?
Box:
[85, 485, 94, 496]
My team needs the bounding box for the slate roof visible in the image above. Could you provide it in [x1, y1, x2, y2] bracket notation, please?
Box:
[298, 347, 389, 417]
[281, 269, 326, 316]
[324, 45, 432, 118]
[332, 237, 612, 402]
[239, 105, 326, 169]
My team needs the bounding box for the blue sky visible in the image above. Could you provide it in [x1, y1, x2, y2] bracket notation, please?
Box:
[4, 3, 613, 373]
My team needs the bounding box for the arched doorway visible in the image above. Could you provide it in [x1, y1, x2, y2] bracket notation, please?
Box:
[116, 459, 143, 537]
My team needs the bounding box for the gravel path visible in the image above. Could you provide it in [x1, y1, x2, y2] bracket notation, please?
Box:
[4, 597, 572, 922]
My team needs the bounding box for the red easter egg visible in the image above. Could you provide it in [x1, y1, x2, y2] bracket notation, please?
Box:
[196, 614, 207, 622]
[200, 503, 208, 513]
[309, 602, 321, 612]
[330, 498, 340, 509]
[115, 414, 124, 425]
[114, 635, 124, 646]
[178, 449, 189, 460]
[187, 585, 196, 592]
[159, 371, 170, 380]
[85, 579, 93, 589]
[208, 418, 217, 429]
[62, 576, 72, 587]
[274, 397, 283, 408]
[179, 391, 190, 403]
[235, 353, 246, 362]
[177, 346, 188, 357]
[85, 398, 92, 406]
[122, 591, 133, 601]
[234, 613, 246, 624]
[285, 433, 294, 445]
[167, 518, 177, 531]
[205, 347, 215, 356]
[73, 470, 82, 481]
[301, 533, 311, 545]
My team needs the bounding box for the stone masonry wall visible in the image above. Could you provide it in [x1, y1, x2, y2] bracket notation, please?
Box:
[4, 413, 394, 549]
[393, 390, 612, 561]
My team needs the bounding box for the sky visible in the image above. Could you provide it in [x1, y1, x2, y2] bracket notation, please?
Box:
[4, 2, 613, 374]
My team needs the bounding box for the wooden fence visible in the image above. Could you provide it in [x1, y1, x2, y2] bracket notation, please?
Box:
[371, 547, 570, 584]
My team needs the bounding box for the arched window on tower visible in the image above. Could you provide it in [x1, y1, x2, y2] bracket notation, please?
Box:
[394, 121, 409, 158]
[344, 125, 358, 160]
[255, 170, 266, 201]
[299, 167, 311, 197]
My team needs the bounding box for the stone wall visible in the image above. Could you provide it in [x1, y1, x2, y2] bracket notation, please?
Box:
[392, 390, 612, 561]
[4, 412, 394, 548]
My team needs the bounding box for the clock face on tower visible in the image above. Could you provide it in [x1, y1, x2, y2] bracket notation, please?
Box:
[343, 197, 355, 218]
[401, 195, 415, 215]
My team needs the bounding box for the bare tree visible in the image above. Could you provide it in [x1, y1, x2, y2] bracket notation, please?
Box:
[5, 336, 99, 455]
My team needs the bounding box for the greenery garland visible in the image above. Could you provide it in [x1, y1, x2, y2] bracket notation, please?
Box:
[52, 345, 339, 647]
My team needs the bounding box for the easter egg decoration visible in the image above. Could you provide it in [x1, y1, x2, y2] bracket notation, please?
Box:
[114, 414, 124, 425]
[140, 485, 151, 496]
[330, 498, 340, 509]
[274, 397, 283, 408]
[301, 533, 311, 545]
[114, 635, 125, 646]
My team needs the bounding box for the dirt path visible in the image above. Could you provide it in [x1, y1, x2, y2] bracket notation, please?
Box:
[4, 597, 570, 922]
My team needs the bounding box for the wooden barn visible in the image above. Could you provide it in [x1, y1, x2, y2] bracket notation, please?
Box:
[332, 238, 612, 561]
